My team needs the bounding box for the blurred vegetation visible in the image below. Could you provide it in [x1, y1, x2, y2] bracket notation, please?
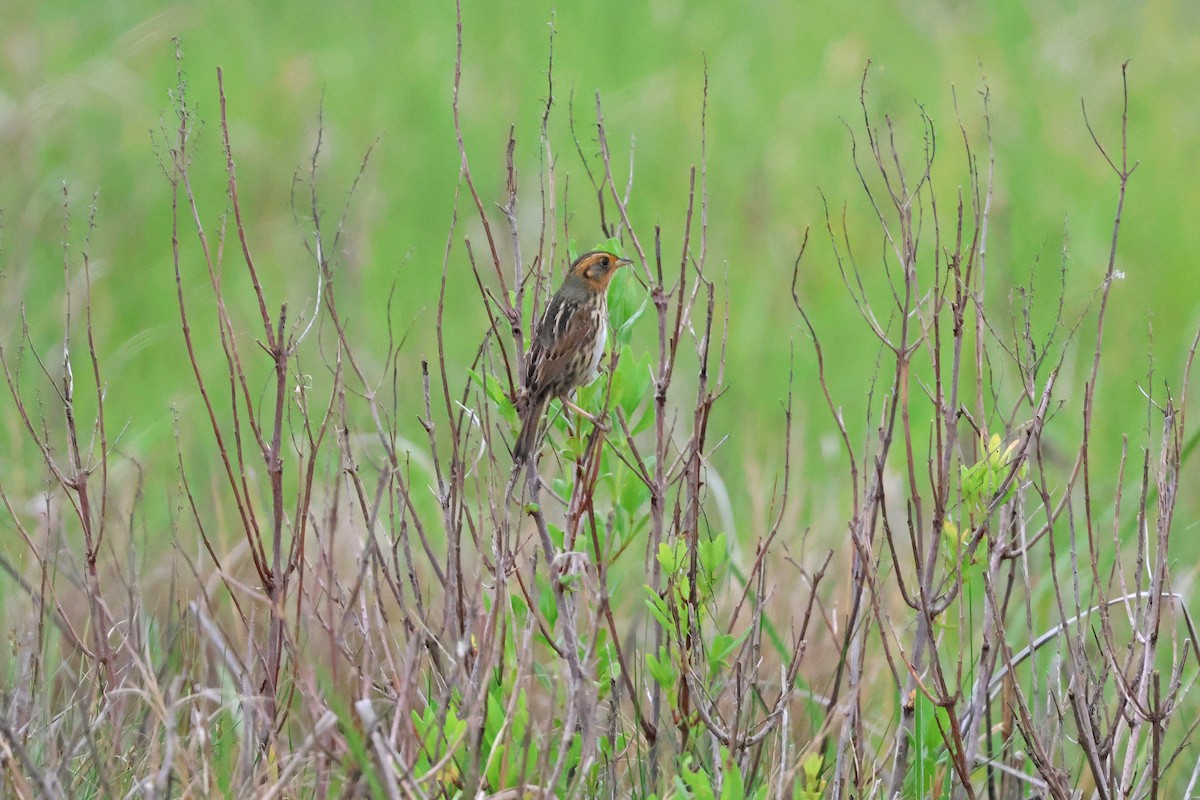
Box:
[3, 2, 1199, 795]
[2, 0, 1199, 529]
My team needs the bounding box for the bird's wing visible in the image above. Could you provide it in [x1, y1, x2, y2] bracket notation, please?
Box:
[527, 295, 598, 395]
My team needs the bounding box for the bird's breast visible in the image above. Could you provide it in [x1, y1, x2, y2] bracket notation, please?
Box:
[586, 321, 607, 380]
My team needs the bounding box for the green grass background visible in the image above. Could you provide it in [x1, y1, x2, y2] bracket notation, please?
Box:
[2, 0, 1199, 536]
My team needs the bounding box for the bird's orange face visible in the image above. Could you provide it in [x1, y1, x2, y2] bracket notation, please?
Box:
[571, 251, 632, 291]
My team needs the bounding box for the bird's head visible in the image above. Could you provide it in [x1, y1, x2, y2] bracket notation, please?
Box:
[568, 250, 632, 292]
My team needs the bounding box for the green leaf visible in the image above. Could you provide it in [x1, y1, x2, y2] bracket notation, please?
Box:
[632, 401, 657, 435]
[618, 464, 651, 519]
[644, 585, 675, 632]
[707, 631, 745, 673]
[484, 692, 504, 788]
[680, 756, 716, 800]
[576, 376, 603, 407]
[443, 706, 466, 742]
[796, 753, 827, 799]
[595, 236, 624, 258]
[613, 346, 654, 417]
[587, 518, 607, 561]
[466, 367, 516, 422]
[645, 644, 676, 691]
[614, 288, 649, 344]
[537, 572, 558, 629]
[562, 433, 587, 461]
[551, 477, 571, 500]
[959, 462, 984, 502]
[596, 640, 622, 687]
[657, 539, 687, 577]
[656, 542, 679, 575]
[720, 759, 746, 800]
[698, 532, 729, 580]
[677, 592, 692, 638]
[609, 272, 649, 346]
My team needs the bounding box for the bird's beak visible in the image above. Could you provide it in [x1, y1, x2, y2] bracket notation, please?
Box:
[617, 256, 646, 288]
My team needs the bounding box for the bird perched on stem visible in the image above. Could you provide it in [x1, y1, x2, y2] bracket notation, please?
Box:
[513, 250, 632, 464]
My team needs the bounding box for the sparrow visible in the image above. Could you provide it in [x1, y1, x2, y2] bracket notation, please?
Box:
[513, 250, 631, 463]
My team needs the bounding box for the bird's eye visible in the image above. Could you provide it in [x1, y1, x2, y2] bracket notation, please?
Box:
[600, 256, 610, 267]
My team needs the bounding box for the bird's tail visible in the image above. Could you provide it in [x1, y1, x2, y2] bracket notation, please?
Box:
[513, 396, 548, 464]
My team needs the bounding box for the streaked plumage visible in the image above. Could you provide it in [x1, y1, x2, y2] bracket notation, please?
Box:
[513, 250, 631, 463]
